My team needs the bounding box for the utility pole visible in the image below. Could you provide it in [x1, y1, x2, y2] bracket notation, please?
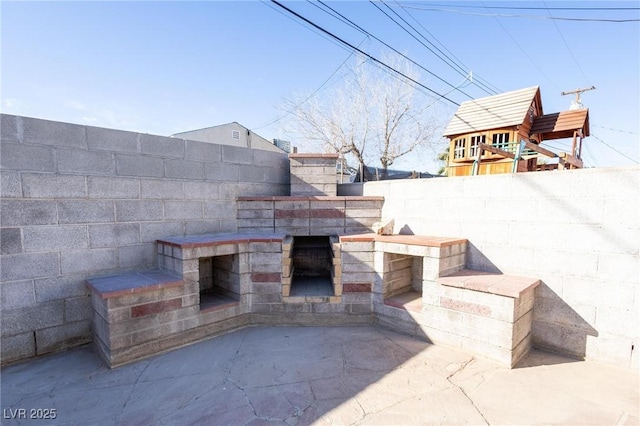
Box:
[561, 86, 596, 110]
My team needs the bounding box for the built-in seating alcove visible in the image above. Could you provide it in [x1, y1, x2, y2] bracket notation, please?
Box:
[198, 254, 241, 311]
[382, 252, 423, 313]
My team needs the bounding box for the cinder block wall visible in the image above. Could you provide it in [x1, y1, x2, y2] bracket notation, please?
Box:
[363, 167, 640, 369]
[0, 114, 289, 364]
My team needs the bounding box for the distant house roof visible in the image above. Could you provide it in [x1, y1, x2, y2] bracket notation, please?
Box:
[443, 86, 541, 137]
[171, 122, 285, 153]
[530, 109, 590, 140]
[171, 122, 249, 138]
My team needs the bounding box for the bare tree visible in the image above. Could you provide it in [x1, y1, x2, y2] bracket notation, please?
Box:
[281, 53, 439, 173]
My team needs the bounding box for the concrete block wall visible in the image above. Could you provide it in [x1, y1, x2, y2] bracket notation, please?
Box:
[363, 167, 640, 369]
[289, 153, 338, 196]
[0, 114, 289, 365]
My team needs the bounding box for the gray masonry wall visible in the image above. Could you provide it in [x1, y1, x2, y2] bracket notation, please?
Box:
[0, 114, 289, 364]
[363, 167, 640, 369]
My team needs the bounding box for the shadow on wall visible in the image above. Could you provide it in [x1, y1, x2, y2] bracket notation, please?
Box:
[529, 282, 598, 365]
[398, 224, 414, 235]
[465, 242, 503, 274]
[518, 172, 638, 256]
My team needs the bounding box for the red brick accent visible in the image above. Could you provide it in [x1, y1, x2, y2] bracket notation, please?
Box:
[251, 273, 281, 282]
[131, 298, 182, 318]
[343, 283, 371, 293]
[440, 297, 491, 317]
[275, 209, 309, 219]
[309, 209, 345, 218]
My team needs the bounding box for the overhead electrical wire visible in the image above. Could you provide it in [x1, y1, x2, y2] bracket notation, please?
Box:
[590, 134, 640, 164]
[390, 0, 502, 95]
[269, 0, 461, 106]
[309, 0, 476, 99]
[542, 0, 592, 86]
[398, 3, 640, 12]
[481, 1, 562, 92]
[260, 0, 356, 58]
[394, 5, 640, 23]
[252, 38, 364, 131]
[592, 124, 639, 135]
[372, 0, 499, 96]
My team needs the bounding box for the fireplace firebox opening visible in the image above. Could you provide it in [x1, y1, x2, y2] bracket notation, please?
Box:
[198, 254, 240, 310]
[291, 236, 333, 296]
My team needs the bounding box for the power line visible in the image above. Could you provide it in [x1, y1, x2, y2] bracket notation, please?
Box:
[482, 1, 562, 92]
[542, 0, 591, 86]
[310, 0, 476, 99]
[400, 3, 640, 11]
[260, 0, 354, 57]
[592, 124, 639, 135]
[396, 5, 640, 23]
[391, 0, 502, 95]
[269, 0, 460, 106]
[381, 0, 500, 95]
[252, 39, 363, 131]
[371, 0, 499, 96]
[590, 133, 640, 164]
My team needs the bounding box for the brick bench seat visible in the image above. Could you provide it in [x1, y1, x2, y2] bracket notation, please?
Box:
[432, 269, 540, 367]
[156, 232, 287, 249]
[86, 270, 183, 299]
[439, 269, 540, 299]
[85, 233, 290, 368]
[339, 233, 467, 247]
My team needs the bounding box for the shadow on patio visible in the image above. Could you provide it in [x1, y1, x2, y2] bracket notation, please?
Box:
[2, 325, 637, 425]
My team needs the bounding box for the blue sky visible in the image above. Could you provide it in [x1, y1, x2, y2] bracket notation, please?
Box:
[2, 1, 639, 172]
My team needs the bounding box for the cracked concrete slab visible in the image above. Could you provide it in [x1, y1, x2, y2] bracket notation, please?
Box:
[1, 326, 638, 425]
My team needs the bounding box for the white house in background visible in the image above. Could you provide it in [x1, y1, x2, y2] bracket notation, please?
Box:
[171, 122, 286, 153]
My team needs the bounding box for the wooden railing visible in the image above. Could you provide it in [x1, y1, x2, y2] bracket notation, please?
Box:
[471, 140, 582, 175]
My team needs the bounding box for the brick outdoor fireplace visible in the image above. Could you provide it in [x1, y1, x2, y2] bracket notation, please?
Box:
[86, 152, 539, 369]
[237, 153, 383, 301]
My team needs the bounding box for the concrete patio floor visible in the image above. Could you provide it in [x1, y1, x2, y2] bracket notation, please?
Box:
[1, 325, 638, 426]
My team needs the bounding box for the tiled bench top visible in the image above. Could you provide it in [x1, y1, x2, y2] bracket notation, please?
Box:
[339, 233, 467, 247]
[439, 269, 540, 298]
[157, 232, 287, 248]
[86, 270, 184, 299]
